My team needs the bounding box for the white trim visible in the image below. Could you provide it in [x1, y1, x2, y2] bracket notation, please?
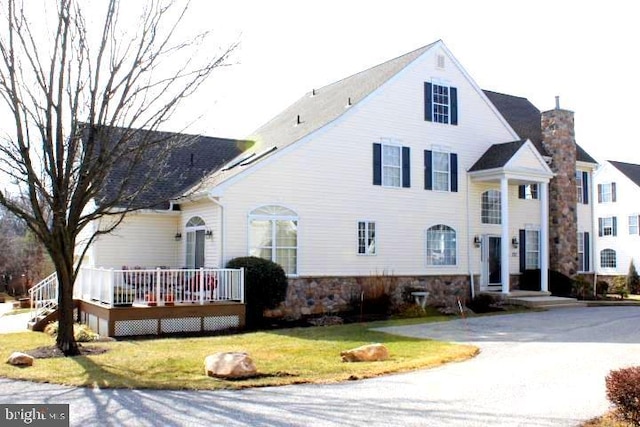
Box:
[540, 182, 549, 292]
[356, 220, 377, 256]
[424, 224, 458, 267]
[247, 205, 299, 276]
[500, 176, 510, 294]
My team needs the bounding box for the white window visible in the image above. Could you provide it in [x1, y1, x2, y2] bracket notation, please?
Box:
[523, 184, 538, 200]
[525, 229, 540, 269]
[481, 190, 501, 224]
[630, 215, 639, 235]
[599, 217, 617, 237]
[432, 151, 450, 191]
[426, 225, 457, 266]
[185, 216, 206, 269]
[382, 144, 401, 187]
[249, 206, 298, 275]
[600, 249, 617, 269]
[357, 221, 376, 255]
[576, 171, 583, 203]
[432, 84, 451, 124]
[578, 232, 585, 272]
[598, 182, 616, 203]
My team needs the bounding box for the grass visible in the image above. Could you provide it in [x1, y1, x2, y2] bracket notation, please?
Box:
[0, 316, 477, 390]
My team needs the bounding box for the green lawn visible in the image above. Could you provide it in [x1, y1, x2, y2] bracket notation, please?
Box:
[0, 317, 477, 390]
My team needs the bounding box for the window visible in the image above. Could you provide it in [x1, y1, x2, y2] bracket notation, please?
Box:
[600, 249, 617, 269]
[598, 182, 617, 203]
[357, 221, 376, 255]
[630, 215, 639, 235]
[372, 143, 410, 188]
[424, 82, 458, 125]
[598, 217, 617, 237]
[426, 225, 456, 266]
[481, 190, 501, 224]
[518, 184, 538, 200]
[185, 216, 206, 269]
[525, 230, 540, 269]
[249, 206, 298, 275]
[577, 232, 590, 272]
[424, 150, 458, 192]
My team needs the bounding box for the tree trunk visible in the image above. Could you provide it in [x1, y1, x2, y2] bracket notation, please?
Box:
[51, 245, 79, 356]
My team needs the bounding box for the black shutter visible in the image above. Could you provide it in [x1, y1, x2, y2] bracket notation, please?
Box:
[582, 171, 589, 204]
[450, 87, 458, 125]
[598, 218, 603, 237]
[612, 182, 617, 202]
[424, 82, 433, 122]
[402, 147, 411, 188]
[450, 153, 458, 192]
[373, 143, 381, 186]
[518, 185, 525, 199]
[597, 184, 602, 203]
[519, 229, 526, 273]
[424, 150, 433, 190]
[613, 217, 617, 236]
[584, 232, 590, 271]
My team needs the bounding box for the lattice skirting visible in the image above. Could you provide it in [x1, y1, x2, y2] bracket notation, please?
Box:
[111, 315, 240, 336]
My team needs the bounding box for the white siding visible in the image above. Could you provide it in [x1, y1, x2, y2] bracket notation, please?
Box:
[91, 212, 180, 268]
[594, 162, 639, 275]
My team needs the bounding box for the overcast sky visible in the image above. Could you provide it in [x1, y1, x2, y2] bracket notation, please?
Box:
[169, 0, 638, 166]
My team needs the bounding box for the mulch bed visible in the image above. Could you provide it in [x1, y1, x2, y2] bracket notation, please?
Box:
[27, 345, 109, 359]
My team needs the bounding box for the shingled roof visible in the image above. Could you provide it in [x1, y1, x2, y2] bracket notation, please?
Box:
[95, 126, 253, 209]
[483, 90, 597, 164]
[609, 160, 640, 188]
[469, 140, 527, 172]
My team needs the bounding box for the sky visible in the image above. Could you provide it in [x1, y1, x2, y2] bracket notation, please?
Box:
[167, 0, 639, 166]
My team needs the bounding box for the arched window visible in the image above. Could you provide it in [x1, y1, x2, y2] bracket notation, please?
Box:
[426, 225, 456, 266]
[482, 190, 501, 224]
[600, 249, 617, 269]
[185, 216, 206, 268]
[249, 205, 298, 275]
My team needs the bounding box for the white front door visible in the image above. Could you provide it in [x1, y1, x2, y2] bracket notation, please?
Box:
[482, 235, 502, 290]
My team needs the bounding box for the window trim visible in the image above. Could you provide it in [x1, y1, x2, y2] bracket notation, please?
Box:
[424, 81, 458, 125]
[600, 248, 617, 270]
[481, 189, 501, 225]
[598, 182, 616, 203]
[524, 228, 540, 270]
[598, 216, 617, 237]
[425, 224, 458, 267]
[357, 221, 376, 256]
[629, 215, 639, 235]
[248, 205, 299, 276]
[432, 150, 451, 192]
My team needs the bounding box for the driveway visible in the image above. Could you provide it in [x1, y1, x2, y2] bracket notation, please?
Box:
[1, 307, 639, 426]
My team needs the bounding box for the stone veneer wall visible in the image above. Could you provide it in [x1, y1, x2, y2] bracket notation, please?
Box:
[263, 275, 471, 319]
[541, 107, 578, 277]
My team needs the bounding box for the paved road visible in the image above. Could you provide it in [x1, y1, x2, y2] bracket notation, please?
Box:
[1, 307, 639, 426]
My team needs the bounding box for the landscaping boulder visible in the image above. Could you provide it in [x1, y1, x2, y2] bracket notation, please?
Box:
[204, 352, 257, 379]
[7, 352, 34, 367]
[340, 343, 389, 362]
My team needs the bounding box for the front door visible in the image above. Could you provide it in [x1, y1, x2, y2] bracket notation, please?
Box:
[482, 236, 501, 289]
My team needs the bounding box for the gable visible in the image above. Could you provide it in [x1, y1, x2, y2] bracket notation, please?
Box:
[505, 141, 551, 173]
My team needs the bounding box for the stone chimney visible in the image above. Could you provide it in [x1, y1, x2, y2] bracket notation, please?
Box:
[541, 97, 578, 277]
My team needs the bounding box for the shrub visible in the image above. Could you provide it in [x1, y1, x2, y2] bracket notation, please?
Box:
[467, 294, 498, 313]
[628, 260, 640, 294]
[226, 256, 288, 330]
[611, 276, 629, 300]
[605, 366, 640, 425]
[572, 275, 592, 300]
[596, 281, 609, 297]
[44, 322, 99, 342]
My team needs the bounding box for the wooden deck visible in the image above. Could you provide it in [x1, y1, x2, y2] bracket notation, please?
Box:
[77, 300, 245, 337]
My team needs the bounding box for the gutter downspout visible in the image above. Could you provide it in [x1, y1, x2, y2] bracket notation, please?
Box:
[208, 195, 225, 267]
[466, 173, 475, 300]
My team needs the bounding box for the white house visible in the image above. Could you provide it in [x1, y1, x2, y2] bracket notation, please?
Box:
[593, 160, 640, 277]
[81, 40, 598, 317]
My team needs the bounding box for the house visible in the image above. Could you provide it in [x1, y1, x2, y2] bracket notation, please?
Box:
[593, 160, 640, 279]
[77, 40, 598, 320]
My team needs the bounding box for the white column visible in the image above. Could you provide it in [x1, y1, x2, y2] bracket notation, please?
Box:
[500, 177, 510, 294]
[540, 182, 549, 292]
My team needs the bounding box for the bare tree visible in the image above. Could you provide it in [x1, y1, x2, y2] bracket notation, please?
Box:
[0, 0, 237, 355]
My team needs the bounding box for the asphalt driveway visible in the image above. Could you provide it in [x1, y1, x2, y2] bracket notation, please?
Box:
[1, 306, 639, 426]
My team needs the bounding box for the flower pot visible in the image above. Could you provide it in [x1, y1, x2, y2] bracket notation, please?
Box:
[145, 293, 157, 307]
[164, 294, 175, 306]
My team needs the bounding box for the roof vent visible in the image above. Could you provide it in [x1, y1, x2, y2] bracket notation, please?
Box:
[346, 97, 352, 108]
[296, 115, 301, 125]
[436, 54, 445, 69]
[311, 89, 316, 97]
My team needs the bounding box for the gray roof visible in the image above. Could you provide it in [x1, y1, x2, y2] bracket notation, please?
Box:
[484, 90, 597, 164]
[609, 160, 640, 188]
[95, 126, 253, 209]
[469, 140, 526, 172]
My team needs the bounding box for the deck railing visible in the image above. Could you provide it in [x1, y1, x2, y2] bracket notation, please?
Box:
[28, 272, 59, 322]
[74, 266, 245, 307]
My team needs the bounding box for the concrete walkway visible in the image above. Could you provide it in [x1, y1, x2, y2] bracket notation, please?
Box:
[0, 302, 30, 333]
[1, 307, 639, 426]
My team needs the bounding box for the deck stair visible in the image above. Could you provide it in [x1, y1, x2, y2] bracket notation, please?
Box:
[28, 272, 59, 331]
[503, 290, 586, 309]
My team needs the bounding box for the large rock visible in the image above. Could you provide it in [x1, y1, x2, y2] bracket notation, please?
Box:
[7, 352, 34, 367]
[340, 343, 389, 362]
[204, 352, 257, 379]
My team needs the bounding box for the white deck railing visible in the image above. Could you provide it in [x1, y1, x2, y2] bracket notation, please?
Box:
[74, 267, 245, 307]
[28, 272, 59, 322]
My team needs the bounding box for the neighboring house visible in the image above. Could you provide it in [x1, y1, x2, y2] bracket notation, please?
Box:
[82, 40, 598, 317]
[593, 160, 640, 278]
